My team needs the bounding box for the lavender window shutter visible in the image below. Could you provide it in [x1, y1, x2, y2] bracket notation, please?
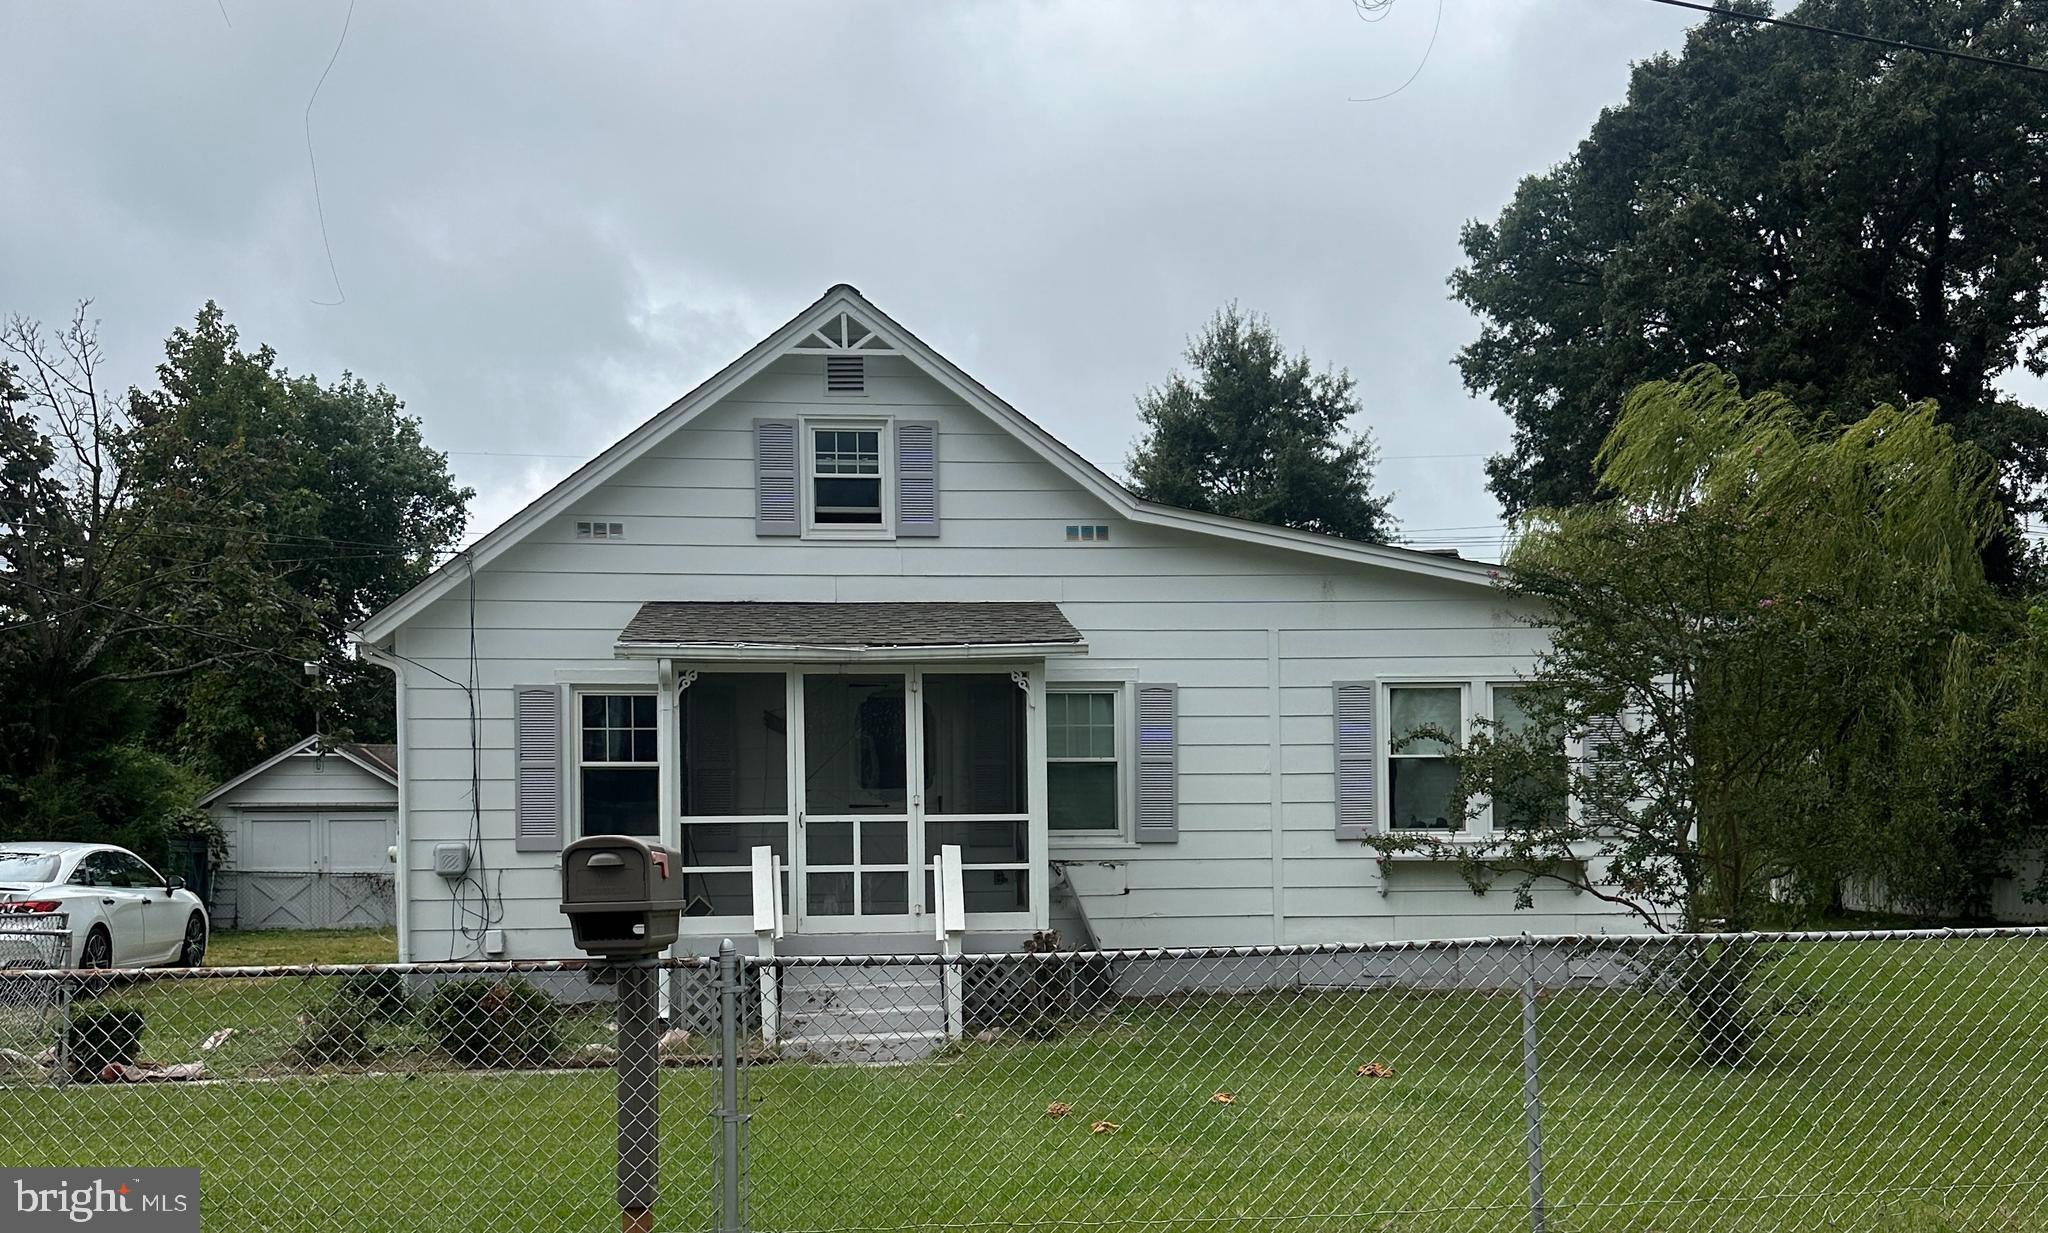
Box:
[513, 685, 563, 852]
[1334, 682, 1377, 840]
[755, 418, 800, 536]
[1134, 684, 1179, 843]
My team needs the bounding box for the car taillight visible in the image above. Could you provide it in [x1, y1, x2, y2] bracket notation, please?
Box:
[0, 900, 60, 914]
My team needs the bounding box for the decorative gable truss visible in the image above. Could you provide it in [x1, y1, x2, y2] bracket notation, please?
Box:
[789, 311, 903, 355]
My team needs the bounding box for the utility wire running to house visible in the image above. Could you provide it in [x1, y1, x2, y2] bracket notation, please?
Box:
[1637, 0, 2048, 77]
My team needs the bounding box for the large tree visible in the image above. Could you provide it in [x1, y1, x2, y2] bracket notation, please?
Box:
[0, 302, 470, 852]
[1451, 0, 2048, 556]
[122, 304, 472, 780]
[0, 308, 257, 853]
[1128, 305, 1394, 542]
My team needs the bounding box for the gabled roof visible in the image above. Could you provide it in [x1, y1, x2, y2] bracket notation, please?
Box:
[357, 285, 1497, 645]
[616, 601, 1086, 661]
[346, 743, 399, 779]
[197, 736, 401, 807]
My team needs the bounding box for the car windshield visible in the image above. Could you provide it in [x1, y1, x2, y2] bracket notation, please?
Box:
[0, 852, 61, 883]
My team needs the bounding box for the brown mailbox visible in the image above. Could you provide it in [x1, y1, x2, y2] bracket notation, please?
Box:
[560, 834, 684, 956]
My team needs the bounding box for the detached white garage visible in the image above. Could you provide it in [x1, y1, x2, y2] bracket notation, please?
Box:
[199, 737, 400, 931]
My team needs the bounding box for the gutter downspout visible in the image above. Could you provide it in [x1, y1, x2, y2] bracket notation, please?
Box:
[354, 638, 411, 964]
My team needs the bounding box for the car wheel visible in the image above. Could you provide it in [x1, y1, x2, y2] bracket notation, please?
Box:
[178, 914, 208, 967]
[79, 926, 112, 969]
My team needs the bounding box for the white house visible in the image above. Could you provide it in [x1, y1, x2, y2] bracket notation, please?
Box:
[353, 285, 1631, 965]
[198, 737, 400, 931]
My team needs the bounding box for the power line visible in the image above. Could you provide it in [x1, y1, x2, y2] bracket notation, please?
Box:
[1349, 0, 1445, 102]
[304, 0, 357, 306]
[431, 446, 1500, 466]
[1, 501, 467, 560]
[1638, 0, 2048, 78]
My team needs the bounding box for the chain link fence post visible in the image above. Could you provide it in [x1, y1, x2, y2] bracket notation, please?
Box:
[52, 963, 72, 1088]
[615, 955, 660, 1233]
[1519, 934, 1548, 1233]
[716, 938, 746, 1233]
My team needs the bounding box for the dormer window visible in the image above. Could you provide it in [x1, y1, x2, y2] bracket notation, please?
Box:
[810, 424, 884, 527]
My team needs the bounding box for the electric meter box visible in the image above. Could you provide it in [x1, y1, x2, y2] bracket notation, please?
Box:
[559, 835, 684, 957]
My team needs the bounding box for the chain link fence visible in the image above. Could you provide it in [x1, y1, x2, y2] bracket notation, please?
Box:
[0, 917, 71, 1077]
[0, 928, 2042, 1232]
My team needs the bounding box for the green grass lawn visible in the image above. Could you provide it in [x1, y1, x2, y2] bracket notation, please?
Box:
[1, 939, 2043, 1232]
[205, 927, 397, 967]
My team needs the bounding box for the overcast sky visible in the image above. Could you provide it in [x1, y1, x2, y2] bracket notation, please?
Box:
[1, 0, 1717, 556]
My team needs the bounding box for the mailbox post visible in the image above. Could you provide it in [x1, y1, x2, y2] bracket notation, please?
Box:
[561, 835, 685, 1233]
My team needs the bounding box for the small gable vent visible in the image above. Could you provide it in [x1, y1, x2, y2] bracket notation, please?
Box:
[826, 354, 865, 395]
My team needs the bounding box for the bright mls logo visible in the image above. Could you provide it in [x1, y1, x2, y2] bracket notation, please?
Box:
[6, 1169, 199, 1232]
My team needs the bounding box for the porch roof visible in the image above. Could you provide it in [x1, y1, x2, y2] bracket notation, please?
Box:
[614, 601, 1086, 662]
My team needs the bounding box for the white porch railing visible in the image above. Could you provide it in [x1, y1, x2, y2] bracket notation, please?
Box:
[749, 845, 785, 1046]
[933, 843, 966, 1041]
[747, 842, 966, 1046]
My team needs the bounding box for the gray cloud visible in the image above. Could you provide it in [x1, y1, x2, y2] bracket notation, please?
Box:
[3, 0, 1715, 548]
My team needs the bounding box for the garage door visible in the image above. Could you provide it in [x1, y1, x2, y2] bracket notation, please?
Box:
[240, 818, 318, 929]
[324, 815, 396, 927]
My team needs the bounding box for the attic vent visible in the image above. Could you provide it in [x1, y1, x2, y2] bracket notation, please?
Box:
[575, 521, 625, 540]
[826, 354, 865, 395]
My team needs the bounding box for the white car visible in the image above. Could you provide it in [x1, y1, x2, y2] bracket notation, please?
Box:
[0, 842, 210, 968]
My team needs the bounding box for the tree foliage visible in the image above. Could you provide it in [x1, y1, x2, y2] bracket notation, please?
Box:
[1127, 305, 1394, 542]
[1451, 0, 2048, 554]
[0, 302, 470, 852]
[1381, 366, 2043, 937]
[122, 304, 470, 779]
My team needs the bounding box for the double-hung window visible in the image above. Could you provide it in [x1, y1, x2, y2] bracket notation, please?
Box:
[1382, 681, 1569, 835]
[1048, 690, 1120, 833]
[1487, 684, 1569, 831]
[809, 425, 884, 527]
[578, 692, 658, 838]
[1387, 685, 1463, 830]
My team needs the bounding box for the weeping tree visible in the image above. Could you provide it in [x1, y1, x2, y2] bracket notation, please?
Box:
[1379, 365, 2024, 1062]
[1847, 609, 2048, 919]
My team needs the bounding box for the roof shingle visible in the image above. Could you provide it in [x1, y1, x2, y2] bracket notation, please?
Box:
[342, 743, 399, 778]
[617, 601, 1082, 650]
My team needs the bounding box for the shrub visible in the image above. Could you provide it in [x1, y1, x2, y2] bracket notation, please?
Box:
[289, 998, 376, 1066]
[335, 969, 410, 1021]
[422, 979, 560, 1068]
[66, 1010, 143, 1080]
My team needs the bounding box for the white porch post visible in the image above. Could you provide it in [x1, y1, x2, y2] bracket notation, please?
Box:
[657, 659, 679, 846]
[656, 659, 679, 1021]
[1024, 662, 1049, 931]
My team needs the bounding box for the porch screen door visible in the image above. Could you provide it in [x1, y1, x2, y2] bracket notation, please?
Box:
[798, 672, 913, 929]
[675, 672, 790, 918]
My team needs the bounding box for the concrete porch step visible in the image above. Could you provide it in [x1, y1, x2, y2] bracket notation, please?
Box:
[776, 1028, 950, 1065]
[771, 960, 953, 1062]
[780, 970, 943, 1002]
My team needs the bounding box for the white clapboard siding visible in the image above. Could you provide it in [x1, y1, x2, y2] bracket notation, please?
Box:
[387, 349, 1620, 961]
